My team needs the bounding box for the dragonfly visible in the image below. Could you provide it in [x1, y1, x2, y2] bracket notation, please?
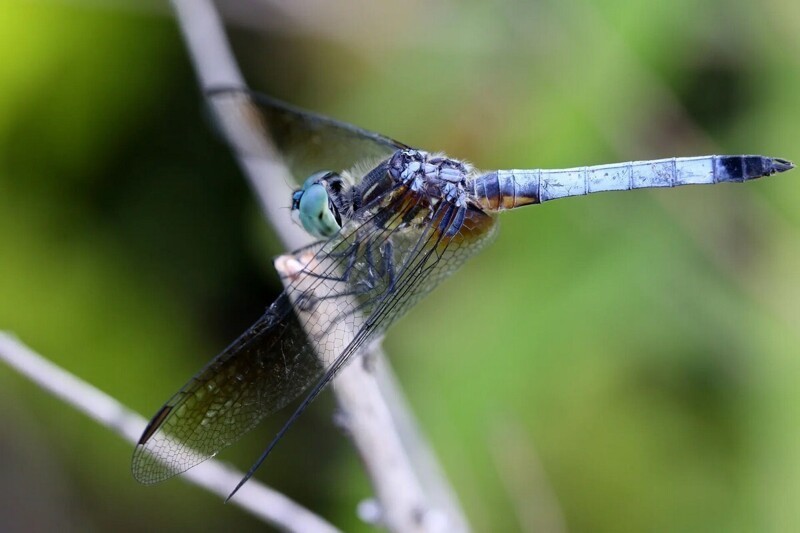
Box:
[132, 87, 794, 498]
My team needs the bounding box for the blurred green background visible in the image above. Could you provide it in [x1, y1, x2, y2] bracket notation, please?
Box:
[1, 0, 798, 531]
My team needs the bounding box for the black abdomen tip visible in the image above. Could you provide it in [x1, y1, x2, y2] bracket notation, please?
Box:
[769, 157, 794, 174]
[716, 155, 795, 182]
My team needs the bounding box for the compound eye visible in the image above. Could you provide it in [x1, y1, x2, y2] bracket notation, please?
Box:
[290, 170, 343, 239]
[291, 190, 303, 211]
[303, 170, 336, 189]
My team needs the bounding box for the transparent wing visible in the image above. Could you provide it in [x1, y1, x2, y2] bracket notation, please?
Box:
[131, 294, 324, 484]
[132, 183, 497, 484]
[206, 87, 411, 185]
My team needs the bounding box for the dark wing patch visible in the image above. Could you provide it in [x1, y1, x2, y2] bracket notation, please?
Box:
[131, 295, 324, 484]
[206, 87, 411, 185]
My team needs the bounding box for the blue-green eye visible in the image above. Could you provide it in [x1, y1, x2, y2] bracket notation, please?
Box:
[290, 172, 342, 239]
[291, 190, 303, 210]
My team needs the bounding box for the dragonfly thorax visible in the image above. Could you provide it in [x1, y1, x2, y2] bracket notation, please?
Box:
[388, 149, 472, 208]
[293, 150, 476, 240]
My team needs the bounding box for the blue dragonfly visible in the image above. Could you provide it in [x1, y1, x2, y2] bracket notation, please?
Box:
[132, 88, 793, 498]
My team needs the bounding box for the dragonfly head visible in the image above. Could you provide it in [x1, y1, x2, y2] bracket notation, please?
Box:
[291, 171, 345, 239]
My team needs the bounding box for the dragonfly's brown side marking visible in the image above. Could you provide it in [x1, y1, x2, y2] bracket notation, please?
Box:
[470, 171, 540, 212]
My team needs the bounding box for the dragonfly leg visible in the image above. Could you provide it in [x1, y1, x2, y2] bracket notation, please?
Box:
[308, 236, 394, 299]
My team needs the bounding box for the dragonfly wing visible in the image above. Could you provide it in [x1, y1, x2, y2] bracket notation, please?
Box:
[227, 191, 500, 492]
[133, 92, 414, 483]
[131, 293, 325, 484]
[134, 183, 497, 485]
[206, 87, 411, 185]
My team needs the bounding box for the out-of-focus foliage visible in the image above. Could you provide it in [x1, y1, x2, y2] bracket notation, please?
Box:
[0, 1, 798, 531]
